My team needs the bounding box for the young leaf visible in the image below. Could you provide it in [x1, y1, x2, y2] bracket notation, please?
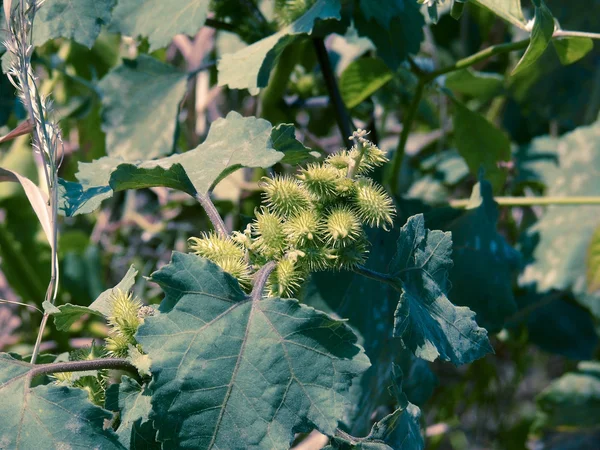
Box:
[98, 55, 188, 160]
[270, 123, 321, 165]
[109, 0, 209, 51]
[469, 0, 527, 29]
[136, 252, 370, 449]
[552, 37, 594, 65]
[391, 215, 493, 365]
[218, 0, 341, 93]
[425, 179, 521, 333]
[60, 112, 286, 216]
[105, 376, 159, 449]
[49, 265, 137, 330]
[451, 99, 511, 192]
[512, 0, 555, 75]
[340, 57, 393, 108]
[0, 353, 124, 449]
[33, 0, 116, 48]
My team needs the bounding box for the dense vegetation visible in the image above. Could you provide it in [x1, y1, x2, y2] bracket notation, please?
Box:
[0, 0, 599, 448]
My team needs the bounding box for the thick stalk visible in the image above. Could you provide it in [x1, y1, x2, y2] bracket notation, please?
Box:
[195, 193, 228, 237]
[313, 38, 353, 141]
[29, 358, 138, 377]
[386, 79, 426, 194]
[251, 261, 276, 301]
[353, 265, 396, 285]
[450, 196, 600, 208]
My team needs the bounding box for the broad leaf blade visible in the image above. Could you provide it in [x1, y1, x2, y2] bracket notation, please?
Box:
[340, 57, 393, 108]
[98, 55, 187, 160]
[33, 0, 115, 48]
[552, 37, 594, 65]
[451, 99, 511, 191]
[136, 252, 369, 449]
[391, 215, 493, 365]
[0, 353, 124, 449]
[110, 0, 210, 51]
[60, 112, 285, 216]
[218, 0, 341, 93]
[469, 0, 527, 29]
[512, 1, 555, 75]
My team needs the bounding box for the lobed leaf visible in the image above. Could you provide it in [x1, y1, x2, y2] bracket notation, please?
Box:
[136, 252, 370, 449]
[0, 353, 124, 449]
[391, 214, 493, 365]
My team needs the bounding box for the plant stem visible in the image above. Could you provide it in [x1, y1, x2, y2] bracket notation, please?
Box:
[194, 193, 228, 237]
[204, 18, 237, 33]
[353, 265, 396, 285]
[251, 261, 276, 301]
[29, 358, 138, 377]
[553, 30, 600, 40]
[425, 39, 530, 80]
[313, 38, 353, 141]
[0, 299, 42, 313]
[450, 196, 600, 208]
[386, 79, 426, 194]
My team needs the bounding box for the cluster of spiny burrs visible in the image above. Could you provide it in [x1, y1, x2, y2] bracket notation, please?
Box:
[189, 130, 395, 298]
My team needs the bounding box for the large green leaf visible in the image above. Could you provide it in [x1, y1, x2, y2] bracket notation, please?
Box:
[105, 376, 159, 449]
[425, 179, 520, 333]
[354, 1, 424, 70]
[391, 214, 493, 365]
[340, 57, 393, 109]
[532, 361, 600, 438]
[518, 119, 600, 317]
[136, 252, 369, 449]
[0, 353, 124, 449]
[98, 55, 188, 160]
[109, 0, 210, 51]
[512, 0, 555, 76]
[326, 366, 423, 450]
[217, 0, 341, 93]
[469, 0, 527, 29]
[33, 0, 116, 48]
[48, 265, 137, 331]
[451, 99, 511, 192]
[59, 112, 287, 216]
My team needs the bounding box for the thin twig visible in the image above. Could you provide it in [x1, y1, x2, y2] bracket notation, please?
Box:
[450, 196, 600, 208]
[0, 299, 42, 313]
[29, 358, 138, 378]
[386, 79, 426, 193]
[313, 38, 354, 141]
[251, 261, 276, 301]
[194, 193, 228, 236]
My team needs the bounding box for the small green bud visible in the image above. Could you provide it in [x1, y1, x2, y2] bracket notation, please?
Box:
[107, 289, 142, 341]
[267, 257, 306, 297]
[353, 178, 395, 229]
[261, 175, 312, 218]
[297, 164, 341, 200]
[189, 232, 246, 261]
[322, 206, 362, 247]
[283, 209, 321, 247]
[252, 207, 287, 259]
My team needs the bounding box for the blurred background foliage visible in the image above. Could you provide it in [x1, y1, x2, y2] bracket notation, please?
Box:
[1, 0, 599, 448]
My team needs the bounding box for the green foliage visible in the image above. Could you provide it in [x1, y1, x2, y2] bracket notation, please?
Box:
[340, 57, 393, 108]
[512, 0, 555, 75]
[32, 0, 116, 48]
[391, 214, 493, 365]
[136, 252, 370, 448]
[110, 0, 210, 51]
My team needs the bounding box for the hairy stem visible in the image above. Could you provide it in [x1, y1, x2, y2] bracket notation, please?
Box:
[353, 265, 396, 285]
[251, 261, 276, 301]
[195, 193, 229, 237]
[386, 79, 426, 194]
[313, 38, 353, 141]
[29, 358, 138, 378]
[450, 196, 600, 208]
